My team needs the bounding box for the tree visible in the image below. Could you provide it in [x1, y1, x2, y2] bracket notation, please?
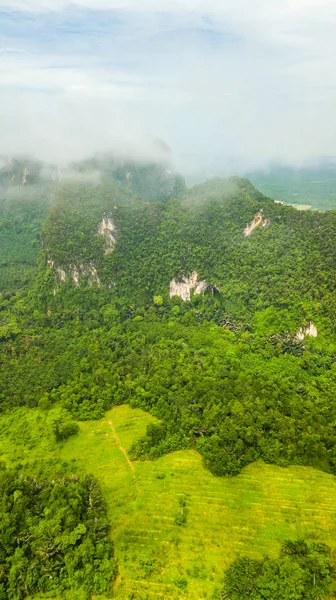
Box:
[256, 558, 305, 600]
[222, 557, 263, 599]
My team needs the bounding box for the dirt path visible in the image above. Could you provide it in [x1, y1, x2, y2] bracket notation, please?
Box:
[108, 420, 138, 483]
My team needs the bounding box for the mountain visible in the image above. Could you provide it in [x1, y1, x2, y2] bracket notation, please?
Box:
[0, 155, 185, 294]
[42, 175, 336, 329]
[70, 153, 186, 202]
[1, 165, 336, 598]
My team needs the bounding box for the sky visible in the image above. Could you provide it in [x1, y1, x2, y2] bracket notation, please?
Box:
[1, 0, 336, 176]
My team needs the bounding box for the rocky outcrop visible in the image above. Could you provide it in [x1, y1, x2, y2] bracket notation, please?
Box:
[47, 259, 66, 282]
[56, 267, 67, 283]
[170, 271, 208, 301]
[296, 322, 318, 341]
[47, 214, 116, 292]
[48, 258, 100, 290]
[22, 167, 29, 186]
[98, 216, 116, 255]
[244, 209, 270, 237]
[72, 264, 100, 286]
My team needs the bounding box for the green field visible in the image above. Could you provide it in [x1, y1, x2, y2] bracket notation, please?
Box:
[248, 165, 336, 211]
[53, 407, 336, 597]
[2, 404, 336, 598]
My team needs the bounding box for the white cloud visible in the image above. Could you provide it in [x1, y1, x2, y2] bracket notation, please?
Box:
[1, 0, 336, 174]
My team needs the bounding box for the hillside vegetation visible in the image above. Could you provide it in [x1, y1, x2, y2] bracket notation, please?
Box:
[1, 404, 336, 599]
[1, 176, 336, 475]
[1, 166, 336, 597]
[0, 156, 184, 293]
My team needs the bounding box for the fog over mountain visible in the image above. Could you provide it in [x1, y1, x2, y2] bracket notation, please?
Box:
[1, 0, 336, 175]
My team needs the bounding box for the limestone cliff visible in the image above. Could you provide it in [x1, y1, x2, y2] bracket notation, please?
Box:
[244, 209, 270, 237]
[98, 216, 116, 255]
[170, 271, 208, 301]
[296, 322, 318, 341]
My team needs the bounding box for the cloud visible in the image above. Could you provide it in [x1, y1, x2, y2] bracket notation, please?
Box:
[0, 1, 336, 175]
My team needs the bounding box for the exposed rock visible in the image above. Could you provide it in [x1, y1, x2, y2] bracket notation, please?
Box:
[194, 280, 208, 296]
[47, 258, 66, 283]
[98, 216, 116, 255]
[296, 322, 318, 341]
[170, 271, 208, 301]
[56, 267, 67, 283]
[22, 168, 29, 186]
[48, 259, 100, 289]
[72, 267, 80, 286]
[244, 209, 270, 237]
[85, 264, 100, 286]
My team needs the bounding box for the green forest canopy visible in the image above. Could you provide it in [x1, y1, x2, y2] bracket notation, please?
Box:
[1, 162, 336, 596]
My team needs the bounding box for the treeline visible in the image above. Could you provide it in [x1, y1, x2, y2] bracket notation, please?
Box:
[0, 157, 185, 293]
[221, 539, 334, 599]
[40, 176, 336, 331]
[0, 185, 52, 291]
[0, 462, 115, 599]
[2, 176, 336, 477]
[1, 286, 336, 476]
[70, 154, 186, 202]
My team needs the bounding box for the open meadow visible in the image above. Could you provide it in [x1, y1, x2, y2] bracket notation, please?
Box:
[61, 406, 336, 598]
[1, 404, 336, 599]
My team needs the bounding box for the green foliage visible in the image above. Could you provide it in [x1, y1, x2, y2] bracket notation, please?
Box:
[175, 577, 188, 590]
[2, 289, 336, 476]
[0, 185, 52, 292]
[3, 175, 336, 479]
[222, 540, 333, 599]
[6, 166, 336, 596]
[70, 154, 186, 202]
[0, 154, 185, 294]
[174, 496, 188, 526]
[0, 156, 44, 188]
[51, 411, 79, 441]
[0, 407, 79, 462]
[0, 463, 116, 599]
[3, 401, 336, 600]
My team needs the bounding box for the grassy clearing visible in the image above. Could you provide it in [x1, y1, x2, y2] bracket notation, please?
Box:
[1, 404, 336, 599]
[60, 405, 336, 599]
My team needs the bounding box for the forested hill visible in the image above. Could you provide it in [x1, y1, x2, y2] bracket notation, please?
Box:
[0, 156, 185, 294]
[42, 175, 336, 330]
[2, 173, 336, 481]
